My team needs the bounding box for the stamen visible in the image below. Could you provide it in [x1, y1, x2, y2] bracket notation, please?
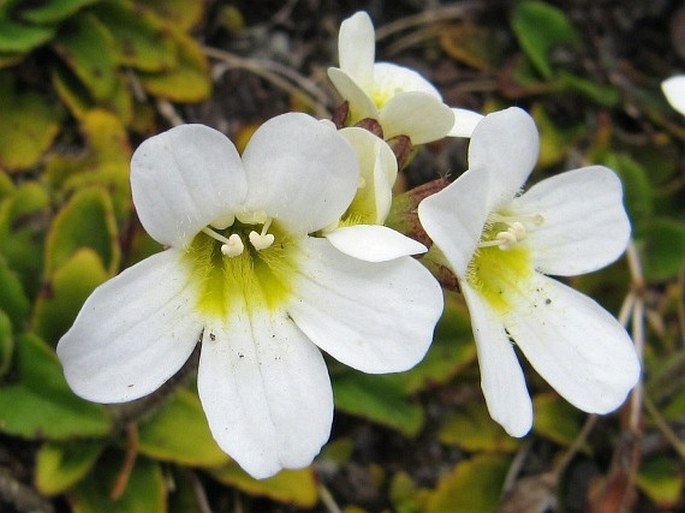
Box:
[202, 227, 233, 245]
[479, 221, 528, 251]
[249, 231, 275, 251]
[221, 234, 245, 257]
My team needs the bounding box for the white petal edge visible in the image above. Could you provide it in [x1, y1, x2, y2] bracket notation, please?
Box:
[662, 75, 685, 116]
[447, 108, 484, 138]
[380, 92, 454, 144]
[241, 113, 360, 235]
[418, 167, 491, 278]
[338, 11, 375, 91]
[373, 62, 443, 100]
[328, 67, 378, 122]
[511, 166, 630, 276]
[504, 274, 640, 414]
[325, 225, 427, 262]
[462, 283, 533, 437]
[131, 124, 247, 248]
[468, 107, 539, 210]
[287, 237, 443, 373]
[338, 126, 397, 224]
[57, 249, 202, 403]
[197, 304, 333, 479]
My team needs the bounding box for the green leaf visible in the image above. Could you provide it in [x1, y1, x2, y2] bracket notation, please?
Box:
[0, 310, 13, 377]
[45, 187, 120, 276]
[0, 182, 50, 298]
[35, 439, 104, 495]
[0, 73, 62, 171]
[210, 463, 318, 508]
[0, 255, 30, 329]
[53, 13, 118, 101]
[558, 71, 620, 107]
[141, 0, 206, 31]
[70, 455, 166, 513]
[18, 0, 97, 24]
[140, 29, 211, 102]
[533, 392, 586, 447]
[425, 454, 510, 513]
[93, 0, 177, 72]
[438, 401, 519, 452]
[531, 103, 584, 168]
[401, 291, 476, 394]
[511, 0, 580, 79]
[639, 217, 685, 282]
[0, 332, 112, 440]
[33, 248, 109, 344]
[636, 455, 684, 508]
[334, 371, 424, 437]
[138, 389, 230, 467]
[0, 19, 56, 53]
[602, 152, 654, 229]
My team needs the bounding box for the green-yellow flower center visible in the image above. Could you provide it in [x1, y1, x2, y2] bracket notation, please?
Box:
[466, 213, 541, 314]
[184, 212, 296, 318]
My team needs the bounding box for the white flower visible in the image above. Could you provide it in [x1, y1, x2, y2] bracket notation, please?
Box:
[662, 75, 685, 115]
[328, 11, 483, 143]
[56, 113, 443, 478]
[418, 107, 640, 436]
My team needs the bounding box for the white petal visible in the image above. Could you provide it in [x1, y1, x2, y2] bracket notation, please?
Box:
[241, 113, 360, 235]
[380, 92, 454, 144]
[447, 108, 484, 138]
[418, 168, 491, 278]
[511, 166, 630, 276]
[327, 67, 378, 122]
[338, 11, 375, 91]
[57, 250, 202, 403]
[339, 127, 397, 224]
[373, 62, 443, 100]
[131, 124, 247, 248]
[504, 274, 640, 414]
[468, 107, 539, 209]
[197, 305, 333, 479]
[287, 238, 443, 373]
[662, 75, 685, 116]
[462, 283, 533, 437]
[325, 225, 427, 262]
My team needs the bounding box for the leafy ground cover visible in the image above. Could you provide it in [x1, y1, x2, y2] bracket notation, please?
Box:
[0, 0, 684, 512]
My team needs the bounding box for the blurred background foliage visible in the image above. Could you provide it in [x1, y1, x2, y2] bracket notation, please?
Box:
[0, 0, 683, 512]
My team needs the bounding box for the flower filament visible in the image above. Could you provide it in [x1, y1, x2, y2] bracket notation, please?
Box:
[202, 210, 276, 258]
[478, 212, 544, 251]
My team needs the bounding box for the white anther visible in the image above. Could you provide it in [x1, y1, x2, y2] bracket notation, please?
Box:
[211, 213, 235, 230]
[495, 230, 518, 250]
[249, 231, 275, 251]
[508, 221, 527, 241]
[221, 233, 244, 257]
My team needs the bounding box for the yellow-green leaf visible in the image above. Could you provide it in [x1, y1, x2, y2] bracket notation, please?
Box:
[138, 389, 230, 467]
[71, 455, 166, 513]
[53, 13, 118, 101]
[140, 29, 211, 102]
[44, 187, 120, 276]
[425, 454, 510, 513]
[93, 0, 177, 72]
[210, 463, 318, 508]
[35, 439, 104, 496]
[0, 19, 56, 53]
[0, 255, 30, 329]
[33, 248, 109, 344]
[18, 0, 97, 24]
[141, 0, 206, 31]
[0, 310, 13, 377]
[438, 401, 520, 453]
[636, 455, 684, 508]
[0, 73, 62, 171]
[0, 332, 112, 440]
[533, 392, 586, 447]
